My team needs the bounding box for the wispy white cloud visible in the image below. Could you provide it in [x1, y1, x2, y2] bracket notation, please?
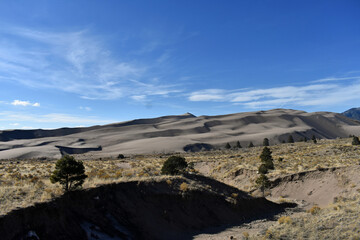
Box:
[312, 76, 360, 83]
[20, 126, 35, 129]
[131, 95, 146, 102]
[156, 50, 171, 63]
[0, 111, 113, 126]
[0, 26, 180, 100]
[79, 106, 92, 111]
[188, 89, 227, 101]
[41, 113, 109, 124]
[189, 77, 360, 109]
[11, 100, 40, 107]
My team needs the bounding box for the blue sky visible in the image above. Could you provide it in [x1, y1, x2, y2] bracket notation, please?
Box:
[0, 0, 359, 129]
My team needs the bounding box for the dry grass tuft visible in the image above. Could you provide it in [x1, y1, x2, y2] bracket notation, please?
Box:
[261, 194, 360, 239]
[231, 193, 239, 198]
[278, 216, 292, 224]
[179, 182, 189, 191]
[308, 205, 321, 215]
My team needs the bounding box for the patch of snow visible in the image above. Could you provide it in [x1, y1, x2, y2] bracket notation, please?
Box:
[81, 221, 131, 240]
[27, 230, 39, 240]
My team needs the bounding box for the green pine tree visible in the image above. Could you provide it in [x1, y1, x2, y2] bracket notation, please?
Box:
[255, 174, 270, 197]
[50, 155, 87, 192]
[260, 146, 274, 170]
[263, 138, 269, 146]
[258, 164, 268, 174]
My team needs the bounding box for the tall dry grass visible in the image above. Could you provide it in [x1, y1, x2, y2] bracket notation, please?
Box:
[0, 137, 359, 217]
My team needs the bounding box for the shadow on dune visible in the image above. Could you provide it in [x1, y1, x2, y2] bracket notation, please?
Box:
[55, 145, 102, 155]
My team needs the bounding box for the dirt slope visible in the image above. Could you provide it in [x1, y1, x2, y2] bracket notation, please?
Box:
[0, 174, 293, 240]
[268, 166, 360, 207]
[216, 165, 360, 208]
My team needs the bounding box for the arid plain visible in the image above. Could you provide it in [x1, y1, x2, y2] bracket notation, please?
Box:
[1, 109, 360, 239]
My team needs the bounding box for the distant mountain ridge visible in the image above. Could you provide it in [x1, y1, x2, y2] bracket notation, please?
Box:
[342, 107, 360, 121]
[1, 108, 360, 159]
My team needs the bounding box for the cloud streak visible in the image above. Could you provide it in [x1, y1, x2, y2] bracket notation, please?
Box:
[0, 111, 113, 126]
[11, 100, 40, 107]
[0, 26, 180, 100]
[189, 77, 360, 109]
[312, 76, 360, 83]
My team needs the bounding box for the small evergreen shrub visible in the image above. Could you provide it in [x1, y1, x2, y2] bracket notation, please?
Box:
[312, 135, 317, 144]
[255, 174, 270, 197]
[260, 146, 274, 170]
[161, 156, 188, 175]
[263, 138, 269, 146]
[50, 155, 87, 192]
[258, 164, 268, 174]
[352, 136, 360, 145]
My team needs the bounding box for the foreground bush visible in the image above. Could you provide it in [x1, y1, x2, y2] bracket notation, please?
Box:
[50, 155, 87, 192]
[352, 136, 360, 145]
[161, 156, 188, 175]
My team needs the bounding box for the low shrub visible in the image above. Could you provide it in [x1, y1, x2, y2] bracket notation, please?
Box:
[161, 156, 188, 175]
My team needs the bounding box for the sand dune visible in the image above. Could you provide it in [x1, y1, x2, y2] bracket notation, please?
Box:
[0, 108, 360, 159]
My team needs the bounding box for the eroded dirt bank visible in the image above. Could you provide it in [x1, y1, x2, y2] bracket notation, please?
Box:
[0, 174, 293, 240]
[193, 166, 360, 239]
[204, 164, 360, 207]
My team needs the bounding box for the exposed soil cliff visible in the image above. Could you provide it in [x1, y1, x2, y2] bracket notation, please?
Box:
[0, 174, 294, 240]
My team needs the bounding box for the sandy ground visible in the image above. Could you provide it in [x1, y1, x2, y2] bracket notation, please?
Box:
[193, 165, 360, 239]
